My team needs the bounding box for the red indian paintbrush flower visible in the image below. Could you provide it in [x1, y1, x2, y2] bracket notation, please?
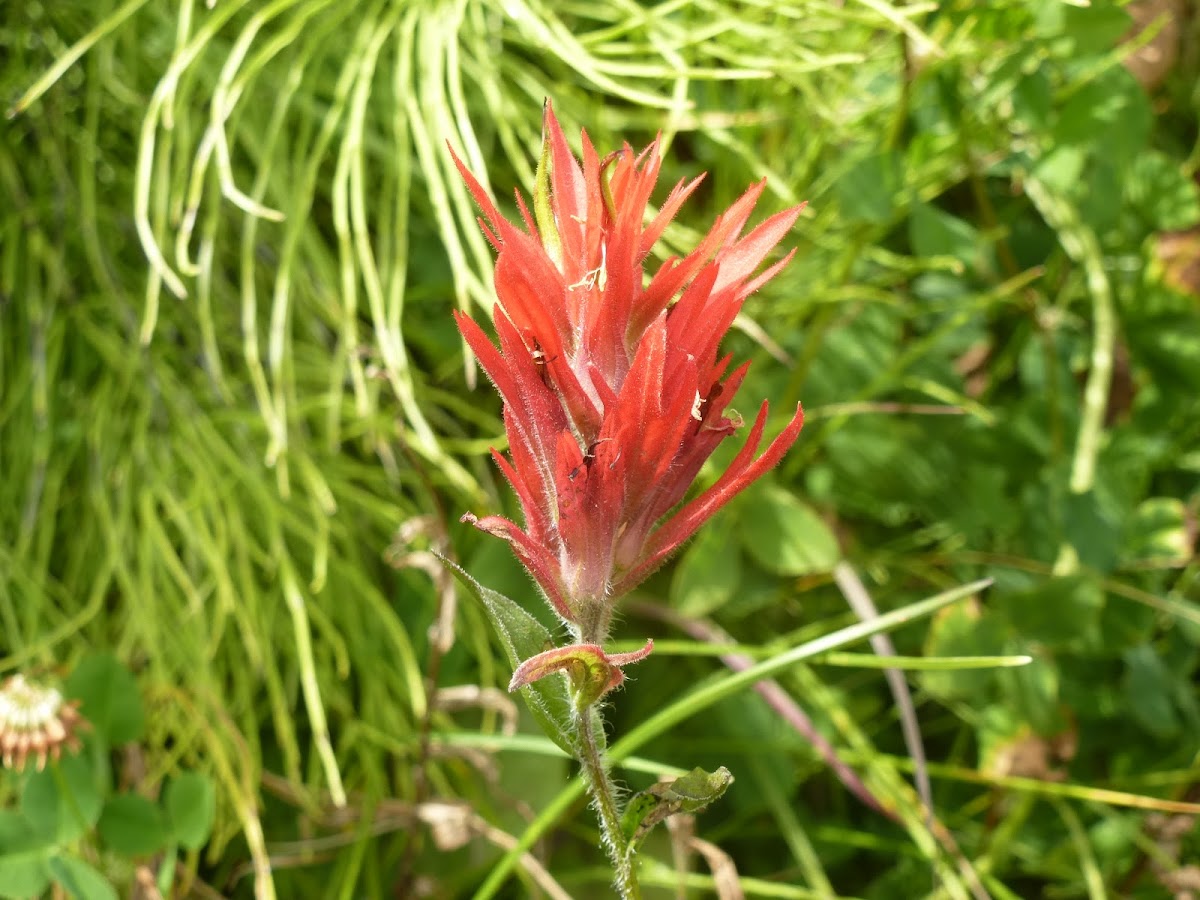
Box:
[455, 103, 805, 643]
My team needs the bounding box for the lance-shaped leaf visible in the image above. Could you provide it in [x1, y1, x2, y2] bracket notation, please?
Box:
[510, 640, 654, 710]
[620, 766, 734, 853]
[438, 557, 575, 754]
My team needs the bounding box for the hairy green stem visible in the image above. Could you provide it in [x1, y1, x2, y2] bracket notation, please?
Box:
[576, 599, 614, 647]
[576, 704, 641, 900]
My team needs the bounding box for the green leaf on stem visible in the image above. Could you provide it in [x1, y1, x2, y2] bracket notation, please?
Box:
[164, 771, 216, 851]
[21, 756, 102, 846]
[438, 557, 575, 755]
[97, 793, 167, 857]
[620, 766, 734, 852]
[0, 811, 52, 899]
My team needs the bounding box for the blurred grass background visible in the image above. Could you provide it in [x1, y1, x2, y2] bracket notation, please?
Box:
[2, 0, 1200, 897]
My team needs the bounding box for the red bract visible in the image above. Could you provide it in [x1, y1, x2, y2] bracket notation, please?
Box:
[455, 103, 805, 640]
[509, 639, 655, 708]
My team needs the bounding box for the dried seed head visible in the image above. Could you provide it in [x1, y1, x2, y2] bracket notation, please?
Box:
[0, 675, 89, 772]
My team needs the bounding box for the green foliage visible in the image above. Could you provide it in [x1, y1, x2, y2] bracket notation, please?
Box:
[3, 0, 1199, 896]
[737, 483, 841, 577]
[621, 766, 734, 852]
[97, 794, 167, 857]
[47, 855, 119, 900]
[65, 655, 144, 747]
[163, 772, 216, 852]
[670, 517, 743, 617]
[0, 657, 214, 897]
[443, 558, 576, 754]
[0, 811, 52, 899]
[21, 756, 103, 847]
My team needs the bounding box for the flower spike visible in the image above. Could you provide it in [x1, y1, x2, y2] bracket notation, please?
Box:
[455, 102, 804, 639]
